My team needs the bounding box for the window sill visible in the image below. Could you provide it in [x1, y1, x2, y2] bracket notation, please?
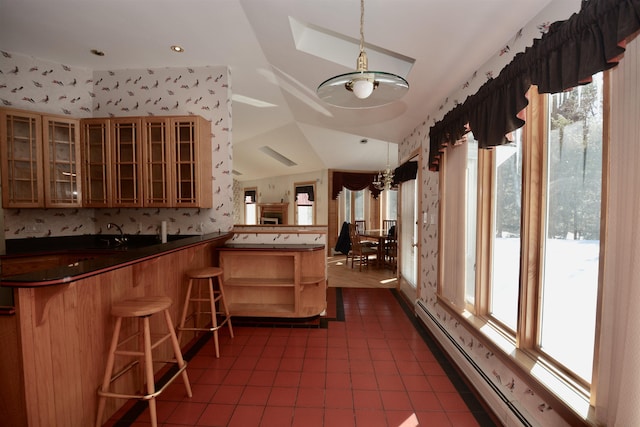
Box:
[436, 297, 596, 425]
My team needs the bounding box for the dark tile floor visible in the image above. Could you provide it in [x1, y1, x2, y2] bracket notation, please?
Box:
[106, 288, 497, 427]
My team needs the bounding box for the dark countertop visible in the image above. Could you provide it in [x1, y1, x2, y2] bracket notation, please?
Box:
[0, 232, 233, 287]
[221, 243, 325, 251]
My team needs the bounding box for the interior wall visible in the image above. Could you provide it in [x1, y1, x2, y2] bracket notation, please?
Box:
[234, 170, 328, 225]
[0, 51, 234, 238]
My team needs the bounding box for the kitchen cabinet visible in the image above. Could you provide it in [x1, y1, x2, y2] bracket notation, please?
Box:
[0, 108, 81, 208]
[42, 116, 82, 207]
[143, 116, 212, 207]
[111, 118, 143, 207]
[82, 115, 212, 208]
[81, 118, 112, 207]
[218, 244, 326, 318]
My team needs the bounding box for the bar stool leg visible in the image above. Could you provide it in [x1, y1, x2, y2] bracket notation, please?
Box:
[95, 317, 122, 427]
[208, 277, 221, 358]
[217, 275, 234, 338]
[176, 278, 194, 345]
[142, 316, 158, 427]
[164, 309, 192, 397]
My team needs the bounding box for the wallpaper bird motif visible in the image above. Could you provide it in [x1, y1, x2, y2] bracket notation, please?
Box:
[0, 51, 234, 238]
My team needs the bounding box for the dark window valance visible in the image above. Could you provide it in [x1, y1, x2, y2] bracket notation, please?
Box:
[393, 161, 418, 185]
[244, 189, 256, 203]
[429, 0, 640, 171]
[331, 171, 382, 199]
[295, 185, 315, 201]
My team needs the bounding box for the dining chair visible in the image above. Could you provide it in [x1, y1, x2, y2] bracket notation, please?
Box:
[354, 220, 366, 234]
[348, 223, 377, 271]
[382, 219, 397, 235]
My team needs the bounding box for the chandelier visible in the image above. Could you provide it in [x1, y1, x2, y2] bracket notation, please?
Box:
[373, 143, 394, 190]
[316, 0, 409, 108]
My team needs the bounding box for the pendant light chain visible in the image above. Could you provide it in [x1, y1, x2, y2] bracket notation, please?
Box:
[359, 0, 365, 54]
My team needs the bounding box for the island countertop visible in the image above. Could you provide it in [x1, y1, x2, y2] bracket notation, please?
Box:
[0, 232, 233, 287]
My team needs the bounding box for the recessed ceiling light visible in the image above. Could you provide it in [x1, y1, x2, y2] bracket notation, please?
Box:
[90, 49, 105, 57]
[170, 45, 185, 53]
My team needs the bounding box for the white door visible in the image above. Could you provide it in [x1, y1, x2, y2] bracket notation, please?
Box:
[399, 167, 418, 300]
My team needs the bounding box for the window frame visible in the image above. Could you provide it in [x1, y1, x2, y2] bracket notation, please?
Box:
[436, 78, 607, 417]
[294, 181, 316, 225]
[243, 186, 257, 225]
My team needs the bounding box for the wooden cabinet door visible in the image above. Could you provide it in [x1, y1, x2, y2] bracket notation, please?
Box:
[81, 118, 112, 207]
[42, 116, 82, 207]
[172, 117, 212, 207]
[0, 109, 44, 208]
[142, 118, 172, 207]
[111, 118, 142, 207]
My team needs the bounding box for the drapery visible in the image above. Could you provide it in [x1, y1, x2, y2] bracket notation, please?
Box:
[393, 161, 418, 186]
[244, 189, 256, 203]
[331, 171, 381, 199]
[295, 185, 314, 201]
[595, 34, 640, 427]
[429, 0, 640, 171]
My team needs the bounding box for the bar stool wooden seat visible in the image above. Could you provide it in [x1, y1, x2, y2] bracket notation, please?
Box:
[96, 295, 192, 427]
[177, 266, 234, 358]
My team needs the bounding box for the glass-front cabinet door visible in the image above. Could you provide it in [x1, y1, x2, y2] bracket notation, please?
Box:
[81, 119, 112, 207]
[43, 116, 82, 207]
[172, 116, 212, 208]
[111, 118, 142, 207]
[0, 110, 44, 208]
[142, 118, 172, 207]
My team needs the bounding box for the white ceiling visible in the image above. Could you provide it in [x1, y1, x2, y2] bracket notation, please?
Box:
[0, 0, 553, 182]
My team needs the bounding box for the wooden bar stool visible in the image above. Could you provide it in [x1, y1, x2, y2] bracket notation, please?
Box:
[96, 296, 192, 427]
[177, 266, 234, 358]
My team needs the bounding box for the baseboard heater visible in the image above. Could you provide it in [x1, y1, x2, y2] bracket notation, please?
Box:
[415, 300, 532, 427]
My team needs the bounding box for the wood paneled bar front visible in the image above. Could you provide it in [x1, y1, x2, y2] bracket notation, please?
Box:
[0, 232, 231, 427]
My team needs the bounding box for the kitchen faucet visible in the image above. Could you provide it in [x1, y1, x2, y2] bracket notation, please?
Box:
[107, 222, 127, 246]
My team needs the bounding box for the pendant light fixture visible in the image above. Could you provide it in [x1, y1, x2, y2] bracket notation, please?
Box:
[317, 0, 409, 108]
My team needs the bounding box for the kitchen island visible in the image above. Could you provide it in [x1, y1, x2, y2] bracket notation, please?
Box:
[219, 243, 327, 318]
[0, 232, 232, 427]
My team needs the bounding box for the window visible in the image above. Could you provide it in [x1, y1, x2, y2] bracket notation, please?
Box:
[490, 132, 523, 332]
[294, 182, 315, 225]
[440, 73, 604, 397]
[244, 187, 257, 225]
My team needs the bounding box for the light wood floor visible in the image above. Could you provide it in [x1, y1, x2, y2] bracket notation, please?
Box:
[326, 255, 398, 288]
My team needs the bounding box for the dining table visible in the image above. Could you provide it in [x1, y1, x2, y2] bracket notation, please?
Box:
[359, 229, 389, 268]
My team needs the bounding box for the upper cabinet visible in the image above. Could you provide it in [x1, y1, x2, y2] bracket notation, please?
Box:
[42, 116, 82, 207]
[81, 119, 112, 207]
[1, 110, 212, 209]
[111, 118, 143, 207]
[0, 108, 81, 208]
[170, 116, 212, 208]
[82, 115, 212, 208]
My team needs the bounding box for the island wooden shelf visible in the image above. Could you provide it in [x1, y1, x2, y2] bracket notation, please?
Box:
[218, 244, 326, 318]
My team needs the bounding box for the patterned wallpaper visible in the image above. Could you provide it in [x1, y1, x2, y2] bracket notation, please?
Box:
[0, 51, 233, 238]
[399, 1, 582, 426]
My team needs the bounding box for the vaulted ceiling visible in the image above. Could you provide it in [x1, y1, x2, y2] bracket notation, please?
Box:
[0, 0, 553, 181]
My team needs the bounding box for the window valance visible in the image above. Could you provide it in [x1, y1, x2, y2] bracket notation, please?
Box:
[244, 189, 256, 203]
[295, 185, 315, 201]
[393, 161, 418, 185]
[429, 0, 640, 171]
[331, 171, 382, 199]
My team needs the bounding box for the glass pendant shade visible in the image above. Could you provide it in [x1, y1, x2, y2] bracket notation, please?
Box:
[316, 0, 409, 108]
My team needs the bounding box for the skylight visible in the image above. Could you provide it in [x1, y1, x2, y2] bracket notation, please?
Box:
[288, 16, 414, 78]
